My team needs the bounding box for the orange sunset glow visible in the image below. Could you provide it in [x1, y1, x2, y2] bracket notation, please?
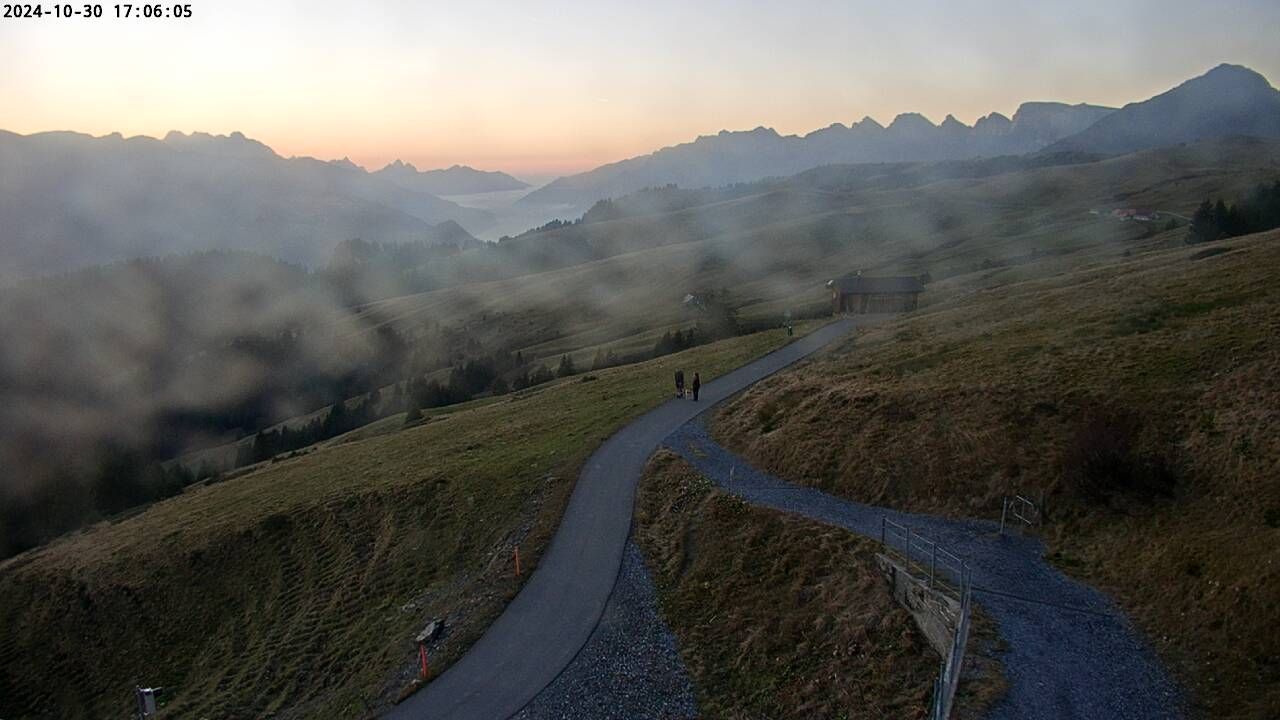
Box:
[3, 0, 1278, 176]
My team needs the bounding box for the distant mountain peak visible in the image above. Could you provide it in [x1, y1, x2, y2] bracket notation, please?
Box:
[383, 159, 418, 173]
[1046, 62, 1280, 155]
[330, 156, 363, 171]
[716, 126, 781, 139]
[162, 130, 278, 159]
[972, 112, 1013, 134]
[371, 160, 529, 194]
[888, 113, 936, 131]
[1199, 63, 1273, 88]
[522, 64, 1278, 209]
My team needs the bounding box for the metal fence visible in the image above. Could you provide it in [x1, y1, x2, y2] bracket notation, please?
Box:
[878, 518, 972, 720]
[880, 518, 968, 607]
[929, 581, 972, 720]
[999, 494, 1040, 535]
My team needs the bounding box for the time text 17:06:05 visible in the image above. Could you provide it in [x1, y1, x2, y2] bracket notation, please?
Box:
[3, 4, 193, 18]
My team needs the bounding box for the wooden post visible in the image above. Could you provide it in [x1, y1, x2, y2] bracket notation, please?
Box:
[514, 546, 522, 577]
[418, 643, 430, 680]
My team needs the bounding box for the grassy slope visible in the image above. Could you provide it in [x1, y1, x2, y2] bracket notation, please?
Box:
[363, 139, 1280, 343]
[184, 139, 1280, 474]
[713, 231, 1280, 719]
[634, 452, 937, 719]
[4, 138, 1277, 718]
[0, 327, 809, 719]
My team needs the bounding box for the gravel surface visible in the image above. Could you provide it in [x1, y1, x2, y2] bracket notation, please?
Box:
[389, 319, 860, 720]
[513, 542, 698, 720]
[666, 418, 1185, 720]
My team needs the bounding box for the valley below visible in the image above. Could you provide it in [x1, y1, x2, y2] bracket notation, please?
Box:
[3, 60, 1280, 720]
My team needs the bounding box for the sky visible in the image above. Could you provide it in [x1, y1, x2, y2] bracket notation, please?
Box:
[2, 0, 1278, 178]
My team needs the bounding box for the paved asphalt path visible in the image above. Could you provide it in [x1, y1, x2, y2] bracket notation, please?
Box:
[387, 318, 860, 720]
[665, 419, 1185, 720]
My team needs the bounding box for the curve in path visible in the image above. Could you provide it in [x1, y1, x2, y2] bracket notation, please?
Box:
[388, 318, 861, 720]
[665, 419, 1185, 720]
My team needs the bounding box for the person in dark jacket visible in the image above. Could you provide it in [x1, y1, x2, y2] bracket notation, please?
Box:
[691, 372, 701, 401]
[675, 369, 685, 398]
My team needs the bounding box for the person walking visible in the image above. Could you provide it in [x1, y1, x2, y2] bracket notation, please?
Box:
[691, 372, 701, 402]
[674, 369, 685, 398]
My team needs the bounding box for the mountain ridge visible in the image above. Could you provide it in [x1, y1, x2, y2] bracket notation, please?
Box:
[520, 64, 1278, 210]
[0, 130, 497, 283]
[1046, 63, 1280, 154]
[373, 160, 529, 195]
[519, 100, 1116, 209]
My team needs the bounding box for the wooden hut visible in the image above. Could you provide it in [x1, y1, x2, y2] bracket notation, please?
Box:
[827, 273, 924, 314]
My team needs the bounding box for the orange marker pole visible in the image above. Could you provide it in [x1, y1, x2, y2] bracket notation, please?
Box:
[514, 546, 522, 577]
[419, 643, 430, 680]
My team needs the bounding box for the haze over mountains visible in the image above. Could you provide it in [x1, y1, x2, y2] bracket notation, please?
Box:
[2, 63, 1277, 287]
[522, 64, 1280, 211]
[520, 102, 1113, 208]
[372, 160, 529, 195]
[0, 130, 495, 284]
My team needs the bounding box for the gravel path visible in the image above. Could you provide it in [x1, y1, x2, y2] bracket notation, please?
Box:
[388, 319, 862, 720]
[513, 541, 698, 720]
[665, 418, 1185, 720]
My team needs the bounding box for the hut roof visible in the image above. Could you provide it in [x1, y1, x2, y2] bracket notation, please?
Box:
[827, 275, 925, 294]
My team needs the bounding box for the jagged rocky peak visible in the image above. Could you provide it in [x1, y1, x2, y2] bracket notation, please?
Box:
[887, 112, 937, 132]
[1010, 101, 1113, 129]
[715, 126, 782, 138]
[329, 156, 362, 171]
[972, 112, 1013, 134]
[383, 159, 419, 173]
[852, 116, 885, 131]
[162, 129, 277, 158]
[939, 114, 970, 131]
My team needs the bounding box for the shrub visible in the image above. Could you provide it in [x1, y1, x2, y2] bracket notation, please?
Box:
[1060, 407, 1176, 503]
[556, 354, 576, 378]
[1264, 508, 1280, 529]
[529, 365, 555, 386]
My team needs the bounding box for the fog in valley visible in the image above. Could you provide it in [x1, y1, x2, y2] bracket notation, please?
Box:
[4, 0, 1280, 716]
[3, 62, 1280, 562]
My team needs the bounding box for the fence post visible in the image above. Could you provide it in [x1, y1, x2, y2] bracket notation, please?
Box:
[880, 516, 886, 546]
[999, 496, 1008, 535]
[929, 542, 937, 588]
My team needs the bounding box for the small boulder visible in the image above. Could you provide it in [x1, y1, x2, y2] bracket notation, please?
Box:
[416, 619, 443, 644]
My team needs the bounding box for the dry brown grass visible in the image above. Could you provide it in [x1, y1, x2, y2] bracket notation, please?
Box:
[634, 451, 938, 719]
[713, 230, 1280, 719]
[0, 328, 805, 720]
